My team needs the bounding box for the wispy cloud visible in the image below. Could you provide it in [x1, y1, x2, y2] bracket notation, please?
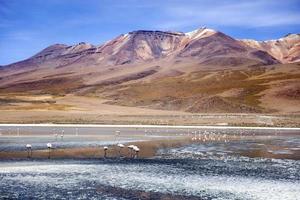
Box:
[154, 0, 300, 30]
[0, 31, 39, 41]
[1, 0, 299, 65]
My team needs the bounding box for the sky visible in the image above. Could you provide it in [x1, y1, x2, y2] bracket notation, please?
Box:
[0, 0, 300, 65]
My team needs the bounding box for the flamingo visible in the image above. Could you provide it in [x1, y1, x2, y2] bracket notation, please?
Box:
[61, 130, 64, 140]
[114, 130, 120, 144]
[26, 144, 32, 158]
[127, 145, 135, 158]
[103, 146, 108, 158]
[115, 130, 120, 136]
[47, 143, 52, 159]
[133, 146, 140, 158]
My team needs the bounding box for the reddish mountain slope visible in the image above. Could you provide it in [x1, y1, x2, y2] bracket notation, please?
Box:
[0, 28, 299, 114]
[240, 34, 300, 63]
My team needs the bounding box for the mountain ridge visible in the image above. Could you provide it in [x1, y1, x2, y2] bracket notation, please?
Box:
[0, 27, 299, 114]
[4, 27, 299, 68]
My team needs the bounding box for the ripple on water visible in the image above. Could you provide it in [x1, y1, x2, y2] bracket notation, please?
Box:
[0, 160, 300, 200]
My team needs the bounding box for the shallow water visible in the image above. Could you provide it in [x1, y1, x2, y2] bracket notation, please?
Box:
[0, 126, 178, 151]
[0, 127, 299, 199]
[0, 156, 299, 200]
[0, 136, 146, 152]
[158, 135, 300, 160]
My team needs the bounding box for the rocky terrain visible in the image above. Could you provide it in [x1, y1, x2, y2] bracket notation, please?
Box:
[0, 27, 299, 120]
[240, 33, 300, 63]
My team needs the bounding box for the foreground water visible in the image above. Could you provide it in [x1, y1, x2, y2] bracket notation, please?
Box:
[0, 127, 299, 199]
[1, 157, 299, 199]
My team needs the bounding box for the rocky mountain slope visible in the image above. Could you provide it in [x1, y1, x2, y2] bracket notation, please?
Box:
[4, 28, 286, 70]
[240, 33, 300, 63]
[0, 28, 299, 114]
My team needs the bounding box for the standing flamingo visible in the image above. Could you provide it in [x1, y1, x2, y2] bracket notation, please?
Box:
[61, 130, 64, 140]
[103, 146, 108, 158]
[127, 145, 135, 158]
[47, 143, 52, 159]
[26, 144, 32, 158]
[133, 146, 140, 158]
[115, 130, 120, 143]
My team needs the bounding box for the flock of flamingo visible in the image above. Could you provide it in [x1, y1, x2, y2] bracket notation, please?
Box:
[25, 129, 140, 159]
[19, 127, 254, 159]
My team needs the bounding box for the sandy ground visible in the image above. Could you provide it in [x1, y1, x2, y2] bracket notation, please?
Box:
[0, 110, 299, 126]
[0, 95, 299, 126]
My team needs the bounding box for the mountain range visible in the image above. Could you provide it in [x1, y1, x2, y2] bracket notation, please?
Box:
[0, 27, 299, 114]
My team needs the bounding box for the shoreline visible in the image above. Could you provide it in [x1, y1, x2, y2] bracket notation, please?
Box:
[0, 111, 299, 127]
[0, 138, 191, 160]
[1, 135, 299, 160]
[1, 124, 300, 130]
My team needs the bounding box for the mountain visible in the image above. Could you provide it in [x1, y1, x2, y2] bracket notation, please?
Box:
[2, 27, 283, 70]
[240, 34, 300, 63]
[0, 27, 299, 115]
[0, 28, 281, 86]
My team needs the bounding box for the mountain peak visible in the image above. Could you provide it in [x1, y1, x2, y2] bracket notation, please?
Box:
[31, 44, 68, 60]
[5, 27, 300, 68]
[71, 42, 94, 50]
[185, 27, 217, 39]
[44, 43, 68, 50]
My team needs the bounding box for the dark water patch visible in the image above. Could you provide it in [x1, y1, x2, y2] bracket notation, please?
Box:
[96, 184, 203, 200]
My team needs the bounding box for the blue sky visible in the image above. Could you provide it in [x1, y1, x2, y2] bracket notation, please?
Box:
[1, 0, 300, 65]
